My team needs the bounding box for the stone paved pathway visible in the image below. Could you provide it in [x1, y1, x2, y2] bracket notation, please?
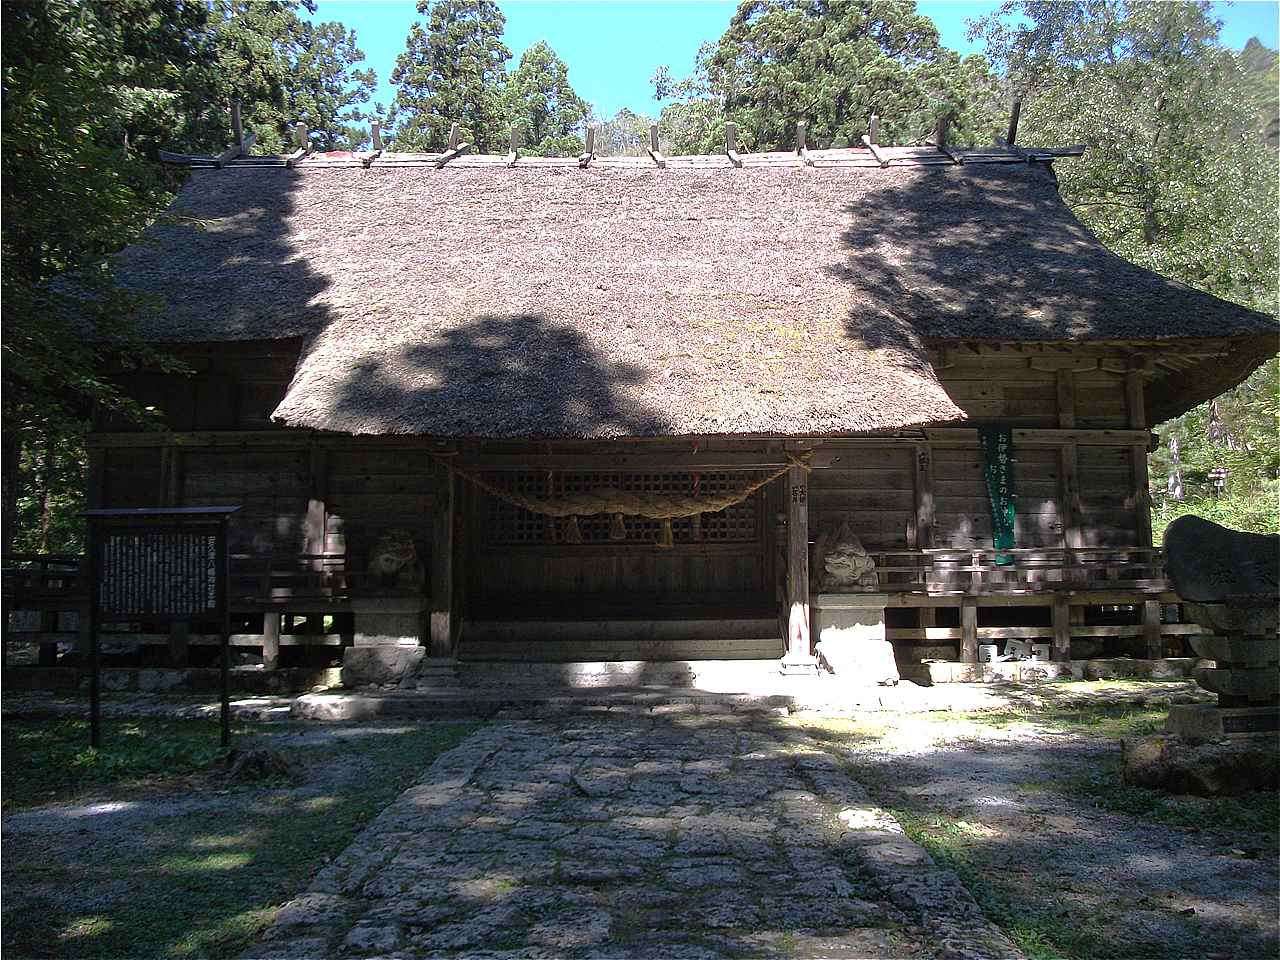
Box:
[251, 709, 1021, 959]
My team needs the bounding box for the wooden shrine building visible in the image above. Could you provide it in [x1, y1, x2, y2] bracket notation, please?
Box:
[69, 129, 1277, 686]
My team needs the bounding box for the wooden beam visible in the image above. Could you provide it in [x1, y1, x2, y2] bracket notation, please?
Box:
[725, 121, 743, 167]
[925, 427, 1154, 446]
[231, 99, 243, 146]
[1056, 370, 1077, 428]
[1052, 594, 1071, 661]
[1006, 98, 1022, 146]
[579, 125, 596, 168]
[429, 463, 455, 657]
[647, 123, 666, 168]
[781, 465, 817, 674]
[860, 134, 889, 167]
[960, 599, 978, 663]
[448, 122, 460, 151]
[869, 113, 880, 146]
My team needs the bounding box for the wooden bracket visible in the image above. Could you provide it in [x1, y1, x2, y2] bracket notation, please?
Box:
[505, 124, 519, 167]
[860, 134, 889, 167]
[1007, 98, 1022, 146]
[434, 141, 470, 168]
[285, 122, 310, 167]
[796, 120, 813, 166]
[215, 130, 255, 167]
[231, 100, 244, 147]
[579, 125, 596, 168]
[361, 120, 383, 167]
[725, 121, 742, 167]
[647, 123, 666, 168]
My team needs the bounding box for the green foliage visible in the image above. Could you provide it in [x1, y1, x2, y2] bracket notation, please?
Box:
[653, 0, 1007, 154]
[972, 2, 1279, 538]
[505, 41, 588, 156]
[2, 0, 378, 553]
[596, 107, 656, 156]
[973, 1, 1279, 314]
[389, 0, 511, 151]
[1150, 357, 1280, 537]
[208, 2, 380, 153]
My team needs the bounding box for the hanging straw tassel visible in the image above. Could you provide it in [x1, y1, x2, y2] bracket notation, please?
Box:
[564, 515, 583, 544]
[656, 518, 674, 549]
[609, 512, 627, 541]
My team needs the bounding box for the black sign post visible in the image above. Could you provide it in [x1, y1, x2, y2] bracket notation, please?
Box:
[80, 507, 240, 748]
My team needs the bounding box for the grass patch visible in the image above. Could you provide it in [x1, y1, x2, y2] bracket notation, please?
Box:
[2, 716, 478, 959]
[923, 702, 1167, 739]
[1059, 758, 1280, 844]
[3, 716, 241, 812]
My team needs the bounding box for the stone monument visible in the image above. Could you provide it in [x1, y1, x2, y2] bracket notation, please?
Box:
[1123, 516, 1279, 795]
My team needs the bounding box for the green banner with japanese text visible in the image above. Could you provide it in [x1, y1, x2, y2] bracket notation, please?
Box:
[979, 425, 1016, 566]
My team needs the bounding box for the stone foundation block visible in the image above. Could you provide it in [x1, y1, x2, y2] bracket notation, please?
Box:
[341, 645, 425, 687]
[1167, 703, 1280, 739]
[1122, 733, 1280, 796]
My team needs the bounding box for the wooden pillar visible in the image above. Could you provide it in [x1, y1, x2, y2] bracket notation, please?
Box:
[1125, 370, 1153, 548]
[1142, 599, 1162, 660]
[960, 599, 978, 664]
[1056, 370, 1077, 428]
[262, 611, 280, 671]
[169, 620, 189, 667]
[780, 465, 817, 674]
[38, 609, 58, 666]
[913, 446, 934, 591]
[429, 464, 455, 658]
[305, 446, 328, 558]
[86, 448, 106, 509]
[1052, 595, 1071, 662]
[160, 446, 184, 506]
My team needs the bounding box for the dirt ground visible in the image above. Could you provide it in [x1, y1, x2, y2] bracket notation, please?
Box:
[795, 680, 1279, 960]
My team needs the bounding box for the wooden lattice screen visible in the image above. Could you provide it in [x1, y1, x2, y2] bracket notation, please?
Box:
[482, 471, 763, 546]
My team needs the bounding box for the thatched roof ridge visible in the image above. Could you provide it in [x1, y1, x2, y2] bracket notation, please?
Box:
[109, 161, 1276, 437]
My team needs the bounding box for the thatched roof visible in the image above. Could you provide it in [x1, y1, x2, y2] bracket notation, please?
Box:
[110, 153, 1276, 437]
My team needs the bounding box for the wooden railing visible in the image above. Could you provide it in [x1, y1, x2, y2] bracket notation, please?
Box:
[859, 546, 1169, 597]
[4, 547, 1173, 609]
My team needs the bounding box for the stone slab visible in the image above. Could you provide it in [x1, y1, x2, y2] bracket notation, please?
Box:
[1167, 703, 1280, 739]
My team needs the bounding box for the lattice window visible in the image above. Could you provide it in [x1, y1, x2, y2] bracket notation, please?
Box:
[483, 471, 762, 546]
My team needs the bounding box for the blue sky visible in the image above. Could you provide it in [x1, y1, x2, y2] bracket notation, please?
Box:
[308, 0, 1280, 119]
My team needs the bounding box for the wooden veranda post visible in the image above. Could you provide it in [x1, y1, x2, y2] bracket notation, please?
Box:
[429, 463, 455, 658]
[780, 465, 818, 674]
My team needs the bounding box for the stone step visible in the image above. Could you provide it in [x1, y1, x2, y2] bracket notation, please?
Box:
[460, 618, 782, 663]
